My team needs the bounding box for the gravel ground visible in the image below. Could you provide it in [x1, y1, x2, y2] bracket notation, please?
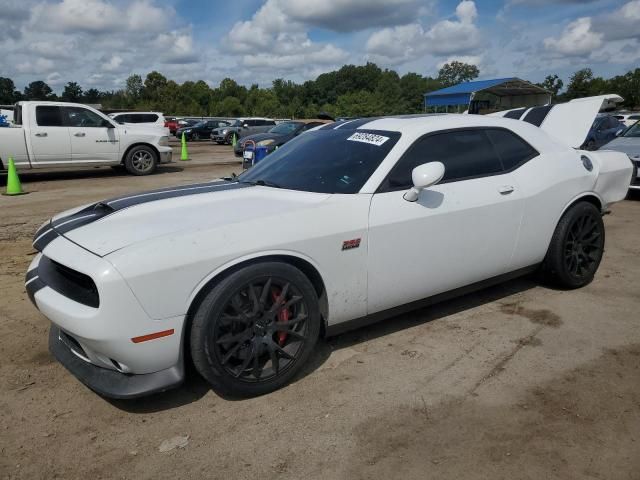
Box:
[1, 144, 639, 479]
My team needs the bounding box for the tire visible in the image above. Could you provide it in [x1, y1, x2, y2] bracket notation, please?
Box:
[193, 132, 200, 141]
[225, 133, 234, 145]
[541, 201, 605, 289]
[190, 262, 321, 397]
[124, 145, 158, 176]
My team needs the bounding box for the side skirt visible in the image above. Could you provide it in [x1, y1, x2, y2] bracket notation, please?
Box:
[325, 265, 540, 337]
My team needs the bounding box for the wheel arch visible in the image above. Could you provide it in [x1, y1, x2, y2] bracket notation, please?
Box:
[183, 252, 330, 347]
[120, 142, 160, 165]
[559, 192, 603, 218]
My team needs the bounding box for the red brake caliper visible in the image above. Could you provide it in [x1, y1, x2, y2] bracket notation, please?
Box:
[271, 288, 289, 346]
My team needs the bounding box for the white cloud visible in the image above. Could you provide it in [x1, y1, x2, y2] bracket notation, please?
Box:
[543, 17, 603, 57]
[593, 0, 640, 41]
[102, 55, 123, 72]
[16, 58, 56, 74]
[365, 1, 482, 64]
[46, 72, 64, 87]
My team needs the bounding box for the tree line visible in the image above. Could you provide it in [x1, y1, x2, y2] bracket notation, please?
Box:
[1, 62, 638, 118]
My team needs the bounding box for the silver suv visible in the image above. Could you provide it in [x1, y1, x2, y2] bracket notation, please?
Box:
[211, 118, 276, 144]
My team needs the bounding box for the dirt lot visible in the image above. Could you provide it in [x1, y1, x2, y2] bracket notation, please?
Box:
[1, 142, 639, 479]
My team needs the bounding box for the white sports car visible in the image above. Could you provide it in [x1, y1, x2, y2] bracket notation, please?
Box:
[26, 95, 632, 399]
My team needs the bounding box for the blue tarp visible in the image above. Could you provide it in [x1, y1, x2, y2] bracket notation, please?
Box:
[424, 78, 516, 107]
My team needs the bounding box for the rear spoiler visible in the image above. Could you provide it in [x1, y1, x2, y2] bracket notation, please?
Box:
[489, 94, 624, 149]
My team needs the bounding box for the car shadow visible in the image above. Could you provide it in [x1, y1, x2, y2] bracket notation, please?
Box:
[626, 190, 640, 201]
[0, 166, 184, 185]
[108, 275, 537, 413]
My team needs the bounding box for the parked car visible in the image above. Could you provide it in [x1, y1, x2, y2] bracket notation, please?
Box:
[26, 95, 632, 399]
[1, 101, 172, 176]
[582, 114, 625, 150]
[109, 111, 169, 136]
[211, 118, 276, 144]
[601, 119, 640, 190]
[234, 120, 329, 159]
[164, 116, 179, 135]
[613, 113, 640, 128]
[176, 119, 231, 141]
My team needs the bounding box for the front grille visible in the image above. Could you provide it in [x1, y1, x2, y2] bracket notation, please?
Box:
[38, 256, 100, 307]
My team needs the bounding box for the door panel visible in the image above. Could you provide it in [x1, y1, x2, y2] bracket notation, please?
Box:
[29, 105, 71, 165]
[64, 106, 120, 163]
[367, 175, 523, 314]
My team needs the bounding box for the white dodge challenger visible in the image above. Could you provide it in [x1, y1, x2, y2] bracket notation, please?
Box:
[26, 95, 633, 399]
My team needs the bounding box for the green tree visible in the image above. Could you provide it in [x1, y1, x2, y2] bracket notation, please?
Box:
[217, 96, 244, 116]
[537, 74, 564, 97]
[0, 77, 21, 104]
[565, 68, 593, 100]
[125, 74, 143, 101]
[83, 88, 101, 103]
[437, 61, 479, 87]
[143, 71, 168, 103]
[61, 81, 83, 102]
[23, 80, 54, 100]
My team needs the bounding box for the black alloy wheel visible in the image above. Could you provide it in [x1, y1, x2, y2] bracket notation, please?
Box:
[190, 262, 320, 396]
[542, 201, 605, 288]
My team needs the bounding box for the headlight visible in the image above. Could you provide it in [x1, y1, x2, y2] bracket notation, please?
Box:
[184, 129, 191, 133]
[221, 129, 229, 134]
[257, 139, 275, 147]
[159, 136, 169, 146]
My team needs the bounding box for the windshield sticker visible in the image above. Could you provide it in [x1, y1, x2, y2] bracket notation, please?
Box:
[347, 132, 389, 146]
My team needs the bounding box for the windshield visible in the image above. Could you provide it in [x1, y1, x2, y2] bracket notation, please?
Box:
[192, 121, 205, 128]
[230, 120, 243, 127]
[268, 122, 302, 135]
[622, 121, 640, 138]
[238, 129, 401, 194]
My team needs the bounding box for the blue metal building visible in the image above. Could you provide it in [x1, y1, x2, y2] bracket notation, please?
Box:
[424, 77, 551, 114]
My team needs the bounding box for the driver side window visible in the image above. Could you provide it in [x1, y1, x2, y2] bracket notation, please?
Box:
[62, 106, 107, 128]
[381, 129, 503, 191]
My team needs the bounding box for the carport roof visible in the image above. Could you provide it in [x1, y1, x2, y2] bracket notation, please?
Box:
[424, 77, 550, 107]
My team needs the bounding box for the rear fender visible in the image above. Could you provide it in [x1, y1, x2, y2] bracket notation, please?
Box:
[587, 150, 633, 206]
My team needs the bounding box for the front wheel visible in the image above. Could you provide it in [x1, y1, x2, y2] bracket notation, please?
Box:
[541, 202, 605, 289]
[190, 262, 321, 397]
[124, 145, 158, 176]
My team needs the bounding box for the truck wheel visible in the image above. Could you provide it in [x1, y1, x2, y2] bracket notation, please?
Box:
[541, 201, 604, 289]
[124, 145, 158, 176]
[190, 262, 321, 397]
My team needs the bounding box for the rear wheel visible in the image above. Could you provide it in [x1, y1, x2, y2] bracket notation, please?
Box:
[542, 202, 605, 288]
[124, 145, 158, 176]
[190, 262, 321, 397]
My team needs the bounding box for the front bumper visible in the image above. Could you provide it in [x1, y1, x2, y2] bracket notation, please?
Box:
[49, 325, 183, 399]
[158, 146, 173, 164]
[26, 236, 185, 398]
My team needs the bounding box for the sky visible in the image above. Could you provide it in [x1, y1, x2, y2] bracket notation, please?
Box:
[0, 0, 639, 93]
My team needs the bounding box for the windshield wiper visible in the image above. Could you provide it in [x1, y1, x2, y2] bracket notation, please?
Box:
[240, 179, 283, 189]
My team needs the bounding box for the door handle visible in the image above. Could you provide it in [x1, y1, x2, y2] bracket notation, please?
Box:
[498, 185, 515, 195]
[74, 132, 86, 137]
[34, 132, 47, 137]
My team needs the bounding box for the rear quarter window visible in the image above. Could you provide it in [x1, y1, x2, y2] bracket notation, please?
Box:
[485, 129, 539, 171]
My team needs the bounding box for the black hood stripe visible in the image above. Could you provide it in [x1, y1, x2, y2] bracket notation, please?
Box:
[33, 180, 252, 252]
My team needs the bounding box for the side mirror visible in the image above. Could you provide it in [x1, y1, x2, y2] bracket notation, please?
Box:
[403, 162, 445, 202]
[103, 119, 115, 128]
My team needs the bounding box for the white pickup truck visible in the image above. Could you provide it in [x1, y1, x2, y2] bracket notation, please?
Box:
[0, 101, 173, 176]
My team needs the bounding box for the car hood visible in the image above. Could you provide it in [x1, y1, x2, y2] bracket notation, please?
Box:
[37, 180, 330, 257]
[601, 136, 640, 157]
